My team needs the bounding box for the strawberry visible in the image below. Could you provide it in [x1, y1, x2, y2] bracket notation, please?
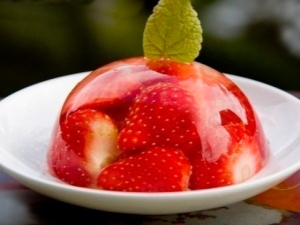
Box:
[146, 59, 198, 79]
[189, 138, 264, 189]
[117, 82, 202, 157]
[49, 109, 120, 187]
[97, 147, 191, 192]
[48, 130, 92, 187]
[189, 108, 267, 189]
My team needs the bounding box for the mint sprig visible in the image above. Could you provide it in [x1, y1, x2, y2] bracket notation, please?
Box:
[143, 0, 202, 63]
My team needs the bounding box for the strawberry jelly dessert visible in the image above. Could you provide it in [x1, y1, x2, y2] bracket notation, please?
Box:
[48, 0, 269, 192]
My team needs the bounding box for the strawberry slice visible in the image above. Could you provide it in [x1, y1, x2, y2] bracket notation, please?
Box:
[48, 129, 92, 187]
[189, 138, 264, 189]
[189, 108, 267, 189]
[97, 147, 191, 192]
[49, 109, 120, 187]
[118, 82, 202, 157]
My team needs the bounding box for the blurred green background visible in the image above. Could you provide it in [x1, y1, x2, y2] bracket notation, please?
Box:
[1, 0, 300, 97]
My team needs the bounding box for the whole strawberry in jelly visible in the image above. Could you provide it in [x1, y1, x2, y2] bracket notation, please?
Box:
[47, 0, 269, 192]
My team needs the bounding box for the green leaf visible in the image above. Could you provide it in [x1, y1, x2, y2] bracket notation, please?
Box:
[143, 0, 202, 63]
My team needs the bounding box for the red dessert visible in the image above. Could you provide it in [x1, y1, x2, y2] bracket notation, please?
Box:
[48, 57, 269, 191]
[48, 0, 269, 192]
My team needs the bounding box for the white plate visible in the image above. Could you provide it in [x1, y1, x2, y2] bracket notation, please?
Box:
[0, 73, 300, 215]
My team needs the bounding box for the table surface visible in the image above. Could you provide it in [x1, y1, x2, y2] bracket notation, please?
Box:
[1, 93, 300, 225]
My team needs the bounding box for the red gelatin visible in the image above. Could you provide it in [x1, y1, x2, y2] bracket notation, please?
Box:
[48, 57, 269, 191]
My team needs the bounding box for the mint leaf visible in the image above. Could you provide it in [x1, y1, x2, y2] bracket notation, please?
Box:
[143, 0, 202, 63]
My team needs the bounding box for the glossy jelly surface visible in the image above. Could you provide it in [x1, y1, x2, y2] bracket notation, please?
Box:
[48, 57, 269, 192]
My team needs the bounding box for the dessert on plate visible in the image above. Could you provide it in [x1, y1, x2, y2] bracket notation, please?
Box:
[48, 0, 270, 192]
